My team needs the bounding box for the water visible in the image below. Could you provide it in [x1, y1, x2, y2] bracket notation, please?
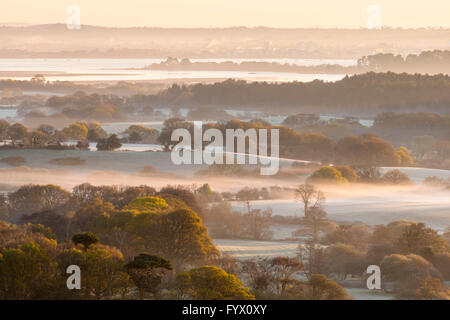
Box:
[62, 141, 163, 152]
[0, 58, 355, 72]
[0, 106, 17, 119]
[0, 58, 349, 82]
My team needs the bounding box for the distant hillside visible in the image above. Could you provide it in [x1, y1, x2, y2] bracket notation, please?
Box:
[0, 24, 450, 58]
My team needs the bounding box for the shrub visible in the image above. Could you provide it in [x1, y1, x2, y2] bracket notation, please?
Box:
[307, 166, 348, 184]
[382, 169, 413, 185]
[334, 166, 358, 182]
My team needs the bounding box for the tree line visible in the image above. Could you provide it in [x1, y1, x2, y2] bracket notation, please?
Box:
[147, 73, 450, 114]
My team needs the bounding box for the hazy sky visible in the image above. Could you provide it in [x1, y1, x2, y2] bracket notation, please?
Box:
[1, 0, 450, 28]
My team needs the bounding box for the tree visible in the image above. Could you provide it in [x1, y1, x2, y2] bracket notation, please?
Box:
[370, 220, 415, 246]
[6, 123, 28, 145]
[242, 257, 302, 298]
[295, 184, 327, 242]
[159, 185, 206, 220]
[298, 243, 327, 279]
[324, 243, 365, 280]
[157, 117, 190, 151]
[57, 244, 126, 300]
[37, 124, 55, 136]
[96, 134, 122, 151]
[306, 274, 351, 300]
[196, 183, 214, 201]
[324, 223, 372, 251]
[432, 140, 450, 162]
[334, 166, 358, 182]
[144, 208, 219, 271]
[83, 244, 125, 299]
[0, 242, 57, 299]
[63, 122, 88, 140]
[86, 122, 107, 142]
[72, 232, 99, 250]
[412, 135, 435, 158]
[0, 194, 9, 221]
[382, 169, 413, 185]
[268, 257, 303, 296]
[71, 183, 119, 207]
[354, 166, 383, 183]
[365, 244, 396, 266]
[124, 196, 169, 213]
[206, 202, 244, 238]
[395, 146, 414, 166]
[395, 223, 447, 254]
[334, 134, 399, 166]
[30, 130, 48, 147]
[21, 209, 71, 241]
[237, 187, 260, 214]
[0, 119, 10, 142]
[295, 183, 325, 220]
[444, 226, 450, 246]
[8, 184, 71, 220]
[307, 166, 348, 184]
[125, 254, 172, 299]
[434, 253, 450, 281]
[242, 208, 273, 240]
[416, 276, 450, 300]
[123, 125, 158, 143]
[175, 266, 254, 300]
[27, 223, 56, 240]
[381, 254, 442, 298]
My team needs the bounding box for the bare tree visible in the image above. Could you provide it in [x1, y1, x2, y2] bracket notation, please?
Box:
[295, 183, 327, 241]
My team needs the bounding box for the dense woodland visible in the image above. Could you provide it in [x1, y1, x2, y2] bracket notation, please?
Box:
[151, 73, 450, 114]
[3, 72, 450, 119]
[0, 182, 449, 300]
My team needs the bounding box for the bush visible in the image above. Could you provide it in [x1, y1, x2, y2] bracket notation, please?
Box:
[382, 169, 413, 185]
[96, 134, 122, 151]
[307, 166, 348, 184]
[334, 166, 358, 182]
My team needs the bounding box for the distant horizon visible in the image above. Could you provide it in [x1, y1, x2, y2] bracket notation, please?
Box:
[2, 1, 450, 29]
[2, 22, 450, 30]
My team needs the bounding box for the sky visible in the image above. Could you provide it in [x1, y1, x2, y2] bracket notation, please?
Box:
[1, 0, 450, 28]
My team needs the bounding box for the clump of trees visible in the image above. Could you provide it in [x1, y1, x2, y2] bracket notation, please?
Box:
[241, 256, 351, 300]
[122, 125, 158, 144]
[358, 50, 450, 74]
[334, 134, 413, 167]
[314, 217, 450, 299]
[159, 117, 414, 167]
[96, 134, 122, 151]
[206, 201, 273, 240]
[0, 120, 121, 151]
[304, 166, 415, 185]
